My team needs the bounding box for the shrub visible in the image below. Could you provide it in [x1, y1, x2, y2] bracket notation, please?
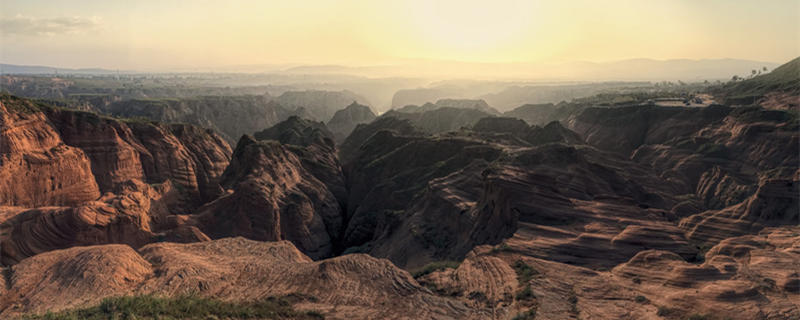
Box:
[411, 260, 461, 278]
[512, 260, 538, 284]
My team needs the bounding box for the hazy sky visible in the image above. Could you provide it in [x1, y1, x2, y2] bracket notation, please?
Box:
[1, 0, 798, 70]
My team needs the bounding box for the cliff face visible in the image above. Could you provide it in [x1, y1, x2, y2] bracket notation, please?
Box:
[569, 104, 799, 247]
[40, 104, 232, 207]
[0, 94, 229, 261]
[0, 96, 101, 207]
[198, 117, 345, 259]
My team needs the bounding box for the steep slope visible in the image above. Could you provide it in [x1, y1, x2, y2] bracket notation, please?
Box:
[197, 117, 345, 259]
[0, 94, 230, 264]
[1, 95, 231, 208]
[715, 56, 800, 109]
[0, 96, 100, 207]
[568, 104, 799, 249]
[326, 102, 376, 143]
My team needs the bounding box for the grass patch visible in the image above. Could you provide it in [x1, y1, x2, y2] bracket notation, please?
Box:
[411, 260, 460, 278]
[512, 260, 538, 284]
[21, 294, 324, 320]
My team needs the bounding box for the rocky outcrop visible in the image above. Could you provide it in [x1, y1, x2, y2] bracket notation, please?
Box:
[197, 131, 344, 259]
[41, 107, 232, 204]
[343, 132, 503, 253]
[0, 95, 101, 207]
[368, 142, 692, 269]
[326, 102, 376, 142]
[0, 95, 229, 264]
[571, 104, 798, 245]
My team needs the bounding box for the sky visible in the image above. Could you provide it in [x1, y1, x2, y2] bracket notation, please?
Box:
[0, 0, 798, 70]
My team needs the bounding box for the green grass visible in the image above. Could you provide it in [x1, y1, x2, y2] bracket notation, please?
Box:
[20, 294, 324, 320]
[411, 260, 461, 278]
[512, 260, 538, 303]
[512, 260, 538, 284]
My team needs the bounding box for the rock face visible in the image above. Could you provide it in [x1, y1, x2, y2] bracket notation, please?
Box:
[44, 108, 232, 204]
[0, 94, 228, 262]
[1, 238, 481, 319]
[326, 102, 376, 143]
[197, 117, 345, 259]
[0, 95, 100, 207]
[569, 104, 799, 248]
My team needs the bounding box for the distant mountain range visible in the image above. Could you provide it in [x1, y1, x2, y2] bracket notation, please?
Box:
[0, 63, 130, 75]
[1, 58, 783, 81]
[283, 58, 782, 81]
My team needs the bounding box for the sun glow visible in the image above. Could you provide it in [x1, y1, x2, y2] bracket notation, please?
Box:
[0, 0, 797, 69]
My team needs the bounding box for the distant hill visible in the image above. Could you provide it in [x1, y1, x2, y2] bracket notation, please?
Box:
[0, 63, 124, 75]
[715, 56, 800, 109]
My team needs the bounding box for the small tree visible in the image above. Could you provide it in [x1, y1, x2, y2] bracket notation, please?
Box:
[762, 66, 768, 72]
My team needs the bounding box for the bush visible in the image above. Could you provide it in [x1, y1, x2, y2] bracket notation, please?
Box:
[512, 260, 538, 284]
[411, 260, 461, 278]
